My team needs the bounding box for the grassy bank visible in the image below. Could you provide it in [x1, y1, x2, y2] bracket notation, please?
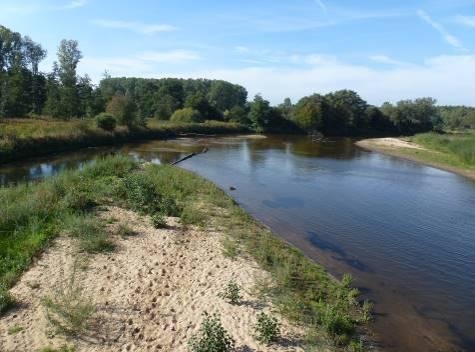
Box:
[409, 131, 475, 168]
[0, 156, 371, 351]
[0, 118, 247, 164]
[356, 132, 475, 181]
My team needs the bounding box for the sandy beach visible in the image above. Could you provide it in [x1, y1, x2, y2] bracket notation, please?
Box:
[0, 206, 304, 352]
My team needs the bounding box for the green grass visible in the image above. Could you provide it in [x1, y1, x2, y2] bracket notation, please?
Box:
[408, 131, 475, 169]
[0, 117, 247, 164]
[0, 155, 370, 350]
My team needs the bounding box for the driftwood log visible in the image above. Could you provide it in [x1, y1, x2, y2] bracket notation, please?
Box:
[171, 147, 208, 165]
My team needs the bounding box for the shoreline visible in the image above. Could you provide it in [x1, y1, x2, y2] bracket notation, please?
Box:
[0, 120, 247, 166]
[0, 156, 371, 351]
[355, 137, 475, 181]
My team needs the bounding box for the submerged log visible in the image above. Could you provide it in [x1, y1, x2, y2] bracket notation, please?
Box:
[171, 147, 208, 165]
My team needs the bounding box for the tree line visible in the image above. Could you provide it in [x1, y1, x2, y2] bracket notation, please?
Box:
[0, 24, 470, 136]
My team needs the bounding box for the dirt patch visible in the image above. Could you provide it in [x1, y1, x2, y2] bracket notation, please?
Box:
[0, 207, 304, 352]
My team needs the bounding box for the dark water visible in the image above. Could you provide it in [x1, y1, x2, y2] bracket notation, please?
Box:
[1, 135, 474, 351]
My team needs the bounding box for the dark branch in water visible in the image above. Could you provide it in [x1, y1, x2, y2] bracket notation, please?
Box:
[171, 148, 208, 165]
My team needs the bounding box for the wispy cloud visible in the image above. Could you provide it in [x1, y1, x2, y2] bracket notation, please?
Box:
[93, 19, 177, 34]
[417, 10, 466, 50]
[62, 0, 87, 9]
[454, 15, 475, 28]
[235, 46, 250, 54]
[369, 55, 408, 66]
[138, 50, 201, 63]
[314, 0, 328, 14]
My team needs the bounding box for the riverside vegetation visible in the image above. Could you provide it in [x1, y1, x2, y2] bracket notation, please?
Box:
[0, 156, 371, 351]
[3, 23, 471, 167]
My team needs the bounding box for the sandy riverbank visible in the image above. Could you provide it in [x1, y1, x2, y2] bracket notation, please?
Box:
[356, 137, 475, 181]
[0, 207, 304, 352]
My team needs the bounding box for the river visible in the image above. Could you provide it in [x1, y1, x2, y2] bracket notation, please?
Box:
[1, 134, 474, 352]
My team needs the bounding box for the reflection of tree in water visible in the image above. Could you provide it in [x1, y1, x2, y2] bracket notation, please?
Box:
[289, 136, 359, 160]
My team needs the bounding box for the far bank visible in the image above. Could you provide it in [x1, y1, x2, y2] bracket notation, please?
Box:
[356, 135, 475, 181]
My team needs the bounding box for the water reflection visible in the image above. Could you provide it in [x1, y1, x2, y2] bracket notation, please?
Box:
[0, 135, 474, 352]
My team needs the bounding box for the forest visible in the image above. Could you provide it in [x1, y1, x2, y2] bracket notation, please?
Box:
[1, 24, 472, 136]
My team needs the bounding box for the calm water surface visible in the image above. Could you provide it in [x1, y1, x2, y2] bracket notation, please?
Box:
[1, 135, 474, 352]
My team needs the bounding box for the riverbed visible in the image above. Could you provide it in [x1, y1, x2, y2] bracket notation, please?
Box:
[1, 134, 474, 351]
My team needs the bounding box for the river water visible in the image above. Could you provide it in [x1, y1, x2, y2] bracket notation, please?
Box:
[1, 135, 474, 351]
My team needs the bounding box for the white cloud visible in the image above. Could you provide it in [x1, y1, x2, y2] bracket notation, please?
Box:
[79, 50, 201, 79]
[172, 54, 475, 106]
[369, 55, 408, 66]
[417, 10, 466, 50]
[235, 46, 250, 54]
[93, 19, 177, 34]
[454, 15, 475, 28]
[138, 50, 201, 63]
[62, 0, 87, 9]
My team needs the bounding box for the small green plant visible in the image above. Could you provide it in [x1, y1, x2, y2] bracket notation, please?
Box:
[180, 205, 206, 226]
[254, 312, 280, 345]
[95, 113, 117, 131]
[151, 213, 167, 229]
[218, 279, 242, 305]
[0, 285, 16, 314]
[116, 223, 137, 237]
[63, 215, 115, 253]
[42, 273, 95, 336]
[188, 312, 235, 352]
[349, 339, 365, 352]
[221, 237, 239, 259]
[7, 324, 23, 335]
[361, 300, 373, 323]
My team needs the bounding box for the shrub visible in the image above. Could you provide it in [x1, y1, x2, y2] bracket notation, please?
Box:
[116, 223, 138, 237]
[151, 213, 167, 229]
[170, 108, 203, 123]
[63, 215, 115, 253]
[42, 275, 95, 336]
[188, 312, 235, 352]
[0, 285, 16, 314]
[7, 324, 23, 335]
[254, 312, 280, 345]
[106, 95, 136, 126]
[218, 279, 242, 305]
[123, 173, 179, 216]
[95, 113, 117, 131]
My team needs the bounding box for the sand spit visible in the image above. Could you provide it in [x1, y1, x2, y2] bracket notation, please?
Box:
[0, 207, 304, 352]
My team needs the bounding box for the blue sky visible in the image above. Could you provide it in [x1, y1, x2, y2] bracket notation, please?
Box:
[1, 0, 475, 105]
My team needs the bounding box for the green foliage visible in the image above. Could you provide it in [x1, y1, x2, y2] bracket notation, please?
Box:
[221, 237, 239, 259]
[42, 273, 95, 336]
[293, 94, 327, 131]
[180, 205, 206, 226]
[123, 172, 180, 216]
[40, 346, 76, 352]
[411, 131, 475, 167]
[170, 107, 204, 123]
[116, 223, 138, 237]
[106, 95, 137, 126]
[62, 214, 115, 253]
[95, 113, 116, 131]
[188, 313, 235, 352]
[218, 279, 242, 305]
[151, 213, 167, 229]
[0, 285, 16, 314]
[7, 324, 23, 335]
[254, 312, 280, 344]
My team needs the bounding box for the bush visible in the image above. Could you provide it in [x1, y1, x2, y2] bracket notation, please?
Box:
[123, 173, 180, 216]
[218, 280, 242, 305]
[151, 213, 167, 229]
[170, 108, 203, 123]
[254, 312, 280, 345]
[95, 113, 117, 131]
[0, 285, 16, 314]
[42, 274, 95, 336]
[106, 95, 136, 126]
[63, 215, 115, 253]
[188, 313, 235, 352]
